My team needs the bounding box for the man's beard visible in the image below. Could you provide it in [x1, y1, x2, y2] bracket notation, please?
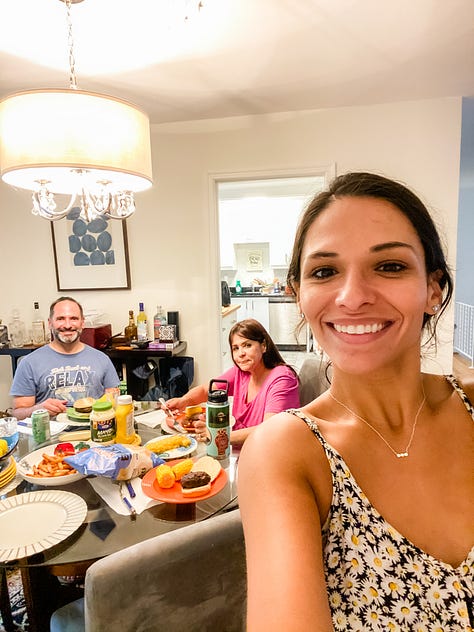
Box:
[52, 328, 82, 344]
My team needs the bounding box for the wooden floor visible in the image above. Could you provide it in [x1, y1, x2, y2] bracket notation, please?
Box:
[453, 353, 473, 382]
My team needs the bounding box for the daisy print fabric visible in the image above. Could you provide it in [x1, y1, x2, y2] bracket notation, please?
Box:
[289, 407, 473, 631]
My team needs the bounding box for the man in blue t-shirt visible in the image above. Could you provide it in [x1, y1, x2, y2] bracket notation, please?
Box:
[11, 297, 119, 420]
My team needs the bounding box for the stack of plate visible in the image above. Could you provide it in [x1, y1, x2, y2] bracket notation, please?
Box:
[0, 457, 17, 489]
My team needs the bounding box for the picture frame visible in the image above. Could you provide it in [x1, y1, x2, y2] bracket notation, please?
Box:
[51, 209, 131, 291]
[246, 249, 263, 272]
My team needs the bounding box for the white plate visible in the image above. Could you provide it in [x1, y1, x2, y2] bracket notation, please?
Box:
[17, 443, 86, 486]
[145, 435, 198, 460]
[160, 415, 186, 435]
[0, 490, 87, 562]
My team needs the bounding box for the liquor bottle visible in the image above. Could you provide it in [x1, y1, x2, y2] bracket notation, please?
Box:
[124, 310, 138, 342]
[31, 301, 46, 345]
[153, 305, 167, 340]
[137, 302, 148, 341]
[8, 309, 26, 348]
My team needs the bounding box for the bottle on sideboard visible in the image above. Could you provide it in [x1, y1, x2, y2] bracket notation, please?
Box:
[124, 310, 138, 342]
[9, 309, 26, 348]
[31, 301, 46, 345]
[137, 303, 148, 341]
[235, 280, 242, 294]
[153, 305, 167, 340]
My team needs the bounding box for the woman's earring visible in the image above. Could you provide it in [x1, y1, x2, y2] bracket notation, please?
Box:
[432, 304, 440, 313]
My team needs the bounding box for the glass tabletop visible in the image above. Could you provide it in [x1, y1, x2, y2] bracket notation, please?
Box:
[0, 418, 239, 569]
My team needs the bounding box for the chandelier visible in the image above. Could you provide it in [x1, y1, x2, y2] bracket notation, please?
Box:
[0, 0, 152, 221]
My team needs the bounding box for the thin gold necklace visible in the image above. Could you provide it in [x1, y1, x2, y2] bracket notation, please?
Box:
[328, 387, 426, 458]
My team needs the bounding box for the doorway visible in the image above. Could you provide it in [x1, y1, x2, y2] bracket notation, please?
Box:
[210, 166, 335, 370]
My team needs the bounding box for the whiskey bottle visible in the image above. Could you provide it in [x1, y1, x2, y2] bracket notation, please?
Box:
[124, 310, 138, 342]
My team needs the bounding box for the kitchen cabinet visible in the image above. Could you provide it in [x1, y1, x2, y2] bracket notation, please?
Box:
[230, 296, 269, 330]
[221, 305, 240, 371]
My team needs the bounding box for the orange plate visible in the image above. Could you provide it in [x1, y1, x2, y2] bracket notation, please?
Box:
[141, 458, 228, 504]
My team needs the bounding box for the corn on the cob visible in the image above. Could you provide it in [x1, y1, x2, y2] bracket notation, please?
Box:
[147, 435, 191, 454]
[171, 458, 194, 481]
[155, 464, 175, 488]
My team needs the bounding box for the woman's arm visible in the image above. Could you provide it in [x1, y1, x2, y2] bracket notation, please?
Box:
[166, 384, 207, 411]
[239, 414, 334, 631]
[230, 411, 276, 446]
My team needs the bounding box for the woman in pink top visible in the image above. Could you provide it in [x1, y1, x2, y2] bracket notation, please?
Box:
[167, 319, 300, 447]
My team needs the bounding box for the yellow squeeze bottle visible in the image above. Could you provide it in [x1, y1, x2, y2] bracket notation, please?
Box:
[115, 394, 136, 444]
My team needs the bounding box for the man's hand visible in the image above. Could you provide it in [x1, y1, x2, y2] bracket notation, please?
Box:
[39, 398, 68, 415]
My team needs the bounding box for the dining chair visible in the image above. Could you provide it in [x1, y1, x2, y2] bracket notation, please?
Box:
[298, 353, 331, 405]
[50, 507, 246, 632]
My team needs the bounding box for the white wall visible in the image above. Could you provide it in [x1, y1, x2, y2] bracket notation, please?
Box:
[0, 97, 462, 409]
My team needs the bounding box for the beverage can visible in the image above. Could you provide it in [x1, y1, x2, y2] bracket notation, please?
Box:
[31, 409, 51, 444]
[206, 379, 230, 460]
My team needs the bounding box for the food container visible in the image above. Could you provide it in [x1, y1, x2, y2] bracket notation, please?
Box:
[90, 401, 116, 444]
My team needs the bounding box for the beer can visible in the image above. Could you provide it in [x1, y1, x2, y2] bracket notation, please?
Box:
[31, 408, 51, 444]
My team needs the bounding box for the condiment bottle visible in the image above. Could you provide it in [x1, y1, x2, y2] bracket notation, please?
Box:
[115, 394, 136, 444]
[90, 400, 116, 444]
[206, 379, 230, 460]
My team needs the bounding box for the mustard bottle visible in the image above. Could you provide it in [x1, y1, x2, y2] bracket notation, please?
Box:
[115, 394, 136, 444]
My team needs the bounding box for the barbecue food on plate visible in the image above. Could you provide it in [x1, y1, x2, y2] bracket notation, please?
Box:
[171, 458, 194, 481]
[147, 435, 191, 454]
[156, 464, 175, 489]
[74, 397, 95, 413]
[181, 405, 203, 432]
[191, 456, 221, 482]
[181, 470, 211, 496]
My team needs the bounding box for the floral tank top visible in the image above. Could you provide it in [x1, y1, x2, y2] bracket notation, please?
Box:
[288, 375, 474, 631]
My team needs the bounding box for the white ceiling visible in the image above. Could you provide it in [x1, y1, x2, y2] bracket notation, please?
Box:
[1, 0, 474, 126]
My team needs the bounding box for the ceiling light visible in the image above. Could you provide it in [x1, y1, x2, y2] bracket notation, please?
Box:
[0, 0, 152, 221]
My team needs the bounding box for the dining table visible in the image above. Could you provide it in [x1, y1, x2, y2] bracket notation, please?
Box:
[0, 405, 239, 632]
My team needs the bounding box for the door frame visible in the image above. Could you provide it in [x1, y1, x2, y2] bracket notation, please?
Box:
[208, 164, 336, 364]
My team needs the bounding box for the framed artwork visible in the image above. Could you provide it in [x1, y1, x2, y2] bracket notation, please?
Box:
[246, 249, 263, 272]
[51, 208, 131, 291]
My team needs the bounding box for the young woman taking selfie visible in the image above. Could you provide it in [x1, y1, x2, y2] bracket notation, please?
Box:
[239, 172, 474, 631]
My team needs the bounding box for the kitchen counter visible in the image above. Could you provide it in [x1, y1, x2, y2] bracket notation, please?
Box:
[230, 292, 295, 303]
[222, 304, 241, 317]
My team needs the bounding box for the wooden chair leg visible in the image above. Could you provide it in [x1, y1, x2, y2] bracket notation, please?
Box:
[0, 567, 14, 632]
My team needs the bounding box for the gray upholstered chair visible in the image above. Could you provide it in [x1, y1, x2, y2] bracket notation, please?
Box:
[298, 353, 331, 405]
[50, 508, 246, 632]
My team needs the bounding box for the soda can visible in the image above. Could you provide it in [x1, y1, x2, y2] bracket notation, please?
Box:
[31, 408, 51, 444]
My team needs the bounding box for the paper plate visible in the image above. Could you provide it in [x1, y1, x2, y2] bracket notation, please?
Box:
[0, 490, 87, 561]
[144, 436, 198, 460]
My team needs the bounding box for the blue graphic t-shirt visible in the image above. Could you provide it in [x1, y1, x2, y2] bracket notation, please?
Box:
[10, 344, 120, 406]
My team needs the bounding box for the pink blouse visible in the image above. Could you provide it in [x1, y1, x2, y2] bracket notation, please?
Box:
[216, 364, 300, 430]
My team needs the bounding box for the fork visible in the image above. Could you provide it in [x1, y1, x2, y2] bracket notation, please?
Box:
[158, 398, 183, 432]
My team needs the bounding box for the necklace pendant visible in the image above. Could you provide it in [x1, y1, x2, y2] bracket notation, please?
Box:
[396, 452, 409, 458]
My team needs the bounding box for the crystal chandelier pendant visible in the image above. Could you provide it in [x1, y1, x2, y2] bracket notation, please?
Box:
[0, 0, 152, 221]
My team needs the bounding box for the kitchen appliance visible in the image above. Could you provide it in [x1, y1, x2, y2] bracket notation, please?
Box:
[221, 281, 231, 307]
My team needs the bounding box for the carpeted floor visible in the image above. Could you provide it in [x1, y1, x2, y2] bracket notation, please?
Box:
[0, 569, 28, 631]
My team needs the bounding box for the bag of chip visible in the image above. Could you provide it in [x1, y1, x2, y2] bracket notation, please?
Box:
[65, 444, 165, 480]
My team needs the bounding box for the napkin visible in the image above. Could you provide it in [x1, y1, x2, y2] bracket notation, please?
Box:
[87, 476, 162, 516]
[136, 409, 166, 429]
[17, 418, 69, 436]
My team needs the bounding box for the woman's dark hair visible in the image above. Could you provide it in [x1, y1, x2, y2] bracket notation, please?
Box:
[287, 172, 453, 343]
[229, 318, 296, 373]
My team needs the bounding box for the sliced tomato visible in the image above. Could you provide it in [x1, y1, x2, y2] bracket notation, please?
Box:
[54, 442, 75, 456]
